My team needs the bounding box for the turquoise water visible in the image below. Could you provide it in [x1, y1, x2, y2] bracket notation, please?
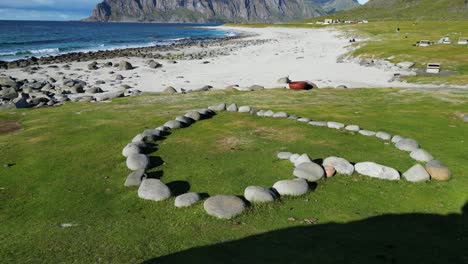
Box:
[0, 20, 236, 61]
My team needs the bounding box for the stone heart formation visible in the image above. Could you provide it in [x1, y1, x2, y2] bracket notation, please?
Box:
[122, 103, 452, 219]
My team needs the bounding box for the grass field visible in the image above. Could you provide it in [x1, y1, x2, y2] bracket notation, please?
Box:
[1, 88, 467, 263]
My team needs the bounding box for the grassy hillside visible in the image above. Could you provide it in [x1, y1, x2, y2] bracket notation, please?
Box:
[1, 88, 467, 263]
[312, 0, 468, 20]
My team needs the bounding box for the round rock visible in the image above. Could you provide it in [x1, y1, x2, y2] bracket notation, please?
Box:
[273, 112, 288, 118]
[244, 186, 276, 203]
[426, 162, 451, 181]
[227, 103, 238, 112]
[410, 149, 434, 162]
[376, 132, 391, 140]
[322, 156, 354, 175]
[345, 125, 360, 131]
[273, 179, 309, 196]
[126, 154, 150, 171]
[309, 121, 327, 127]
[122, 143, 141, 157]
[184, 111, 201, 121]
[293, 153, 313, 166]
[403, 164, 430, 182]
[124, 169, 146, 187]
[395, 138, 419, 152]
[204, 195, 246, 219]
[293, 162, 324, 182]
[175, 193, 201, 208]
[277, 152, 293, 160]
[327, 122, 345, 129]
[238, 106, 251, 113]
[359, 130, 376, 136]
[164, 120, 183, 129]
[138, 179, 171, 201]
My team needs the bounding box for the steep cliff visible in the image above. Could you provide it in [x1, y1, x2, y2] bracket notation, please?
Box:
[310, 0, 360, 13]
[85, 0, 325, 23]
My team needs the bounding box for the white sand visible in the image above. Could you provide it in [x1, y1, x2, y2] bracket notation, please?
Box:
[4, 26, 464, 92]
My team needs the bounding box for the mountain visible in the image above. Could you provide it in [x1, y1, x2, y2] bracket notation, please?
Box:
[85, 0, 359, 23]
[325, 0, 468, 20]
[309, 0, 360, 13]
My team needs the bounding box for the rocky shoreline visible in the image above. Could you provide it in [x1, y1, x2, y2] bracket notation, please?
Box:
[0, 34, 255, 70]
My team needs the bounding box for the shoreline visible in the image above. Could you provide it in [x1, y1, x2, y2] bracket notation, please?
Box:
[1, 26, 467, 109]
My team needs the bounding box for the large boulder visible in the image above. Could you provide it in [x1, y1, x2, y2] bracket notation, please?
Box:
[0, 76, 19, 88]
[403, 164, 430, 182]
[163, 86, 177, 94]
[148, 60, 162, 69]
[138, 179, 171, 201]
[244, 186, 276, 203]
[410, 149, 434, 162]
[359, 130, 376, 136]
[391, 135, 404, 143]
[322, 156, 354, 175]
[425, 161, 451, 181]
[345, 125, 360, 132]
[204, 195, 246, 219]
[175, 193, 201, 208]
[126, 154, 150, 171]
[293, 162, 324, 182]
[238, 106, 251, 113]
[273, 112, 288, 118]
[124, 169, 146, 187]
[273, 179, 309, 196]
[355, 162, 400, 180]
[395, 138, 419, 152]
[185, 111, 202, 121]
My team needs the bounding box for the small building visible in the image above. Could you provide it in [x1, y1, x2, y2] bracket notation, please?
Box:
[458, 38, 468, 45]
[416, 40, 432, 47]
[323, 19, 333, 24]
[426, 63, 441, 74]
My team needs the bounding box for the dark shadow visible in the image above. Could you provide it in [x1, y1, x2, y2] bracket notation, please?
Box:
[199, 192, 210, 200]
[236, 195, 251, 207]
[307, 181, 318, 192]
[146, 171, 163, 180]
[167, 181, 191, 196]
[143, 203, 468, 264]
[148, 156, 164, 169]
[312, 158, 324, 164]
[141, 143, 159, 154]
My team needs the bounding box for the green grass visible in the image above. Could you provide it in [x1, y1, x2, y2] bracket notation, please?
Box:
[1, 89, 467, 263]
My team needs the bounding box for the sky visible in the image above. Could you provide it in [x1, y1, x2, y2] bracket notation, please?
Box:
[0, 0, 370, 21]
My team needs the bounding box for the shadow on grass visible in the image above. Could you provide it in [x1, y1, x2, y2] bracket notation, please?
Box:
[143, 203, 467, 264]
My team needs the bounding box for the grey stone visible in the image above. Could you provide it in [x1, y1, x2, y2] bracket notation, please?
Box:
[336, 85, 348, 89]
[263, 110, 274, 117]
[250, 85, 264, 91]
[87, 62, 98, 70]
[132, 134, 144, 143]
[125, 169, 146, 187]
[376, 132, 391, 140]
[345, 125, 360, 131]
[272, 179, 309, 196]
[359, 130, 376, 136]
[175, 193, 201, 208]
[13, 97, 30, 108]
[355, 162, 400, 180]
[94, 92, 123, 102]
[0, 76, 19, 88]
[227, 103, 238, 112]
[277, 152, 293, 160]
[163, 86, 177, 94]
[309, 121, 327, 127]
[204, 195, 246, 219]
[208, 103, 226, 111]
[288, 114, 299, 120]
[297, 117, 310, 123]
[238, 106, 251, 113]
[322, 157, 354, 175]
[119, 60, 133, 70]
[148, 60, 162, 69]
[138, 179, 171, 201]
[391, 135, 404, 143]
[293, 153, 313, 166]
[410, 149, 434, 162]
[327, 122, 345, 129]
[185, 111, 201, 121]
[273, 112, 288, 118]
[395, 138, 419, 152]
[164, 120, 183, 129]
[122, 143, 141, 157]
[293, 162, 325, 182]
[126, 154, 150, 171]
[289, 154, 300, 163]
[244, 186, 276, 203]
[403, 164, 430, 182]
[396, 61, 415, 69]
[256, 110, 266, 117]
[176, 116, 194, 124]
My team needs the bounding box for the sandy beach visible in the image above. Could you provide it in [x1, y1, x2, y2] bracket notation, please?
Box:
[2, 26, 465, 95]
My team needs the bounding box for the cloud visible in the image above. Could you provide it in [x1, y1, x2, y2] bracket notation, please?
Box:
[0, 0, 101, 20]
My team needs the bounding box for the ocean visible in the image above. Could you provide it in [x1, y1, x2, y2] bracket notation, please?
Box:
[0, 20, 236, 61]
